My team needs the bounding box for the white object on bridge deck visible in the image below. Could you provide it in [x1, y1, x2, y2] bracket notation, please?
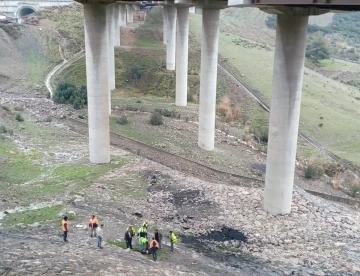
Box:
[114, 4, 120, 47]
[175, 6, 189, 107]
[84, 3, 110, 164]
[119, 4, 126, 27]
[126, 4, 133, 23]
[107, 4, 115, 115]
[198, 8, 220, 151]
[264, 15, 309, 215]
[166, 5, 177, 70]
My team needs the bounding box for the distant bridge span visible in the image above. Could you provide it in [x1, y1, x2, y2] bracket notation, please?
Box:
[0, 0, 73, 21]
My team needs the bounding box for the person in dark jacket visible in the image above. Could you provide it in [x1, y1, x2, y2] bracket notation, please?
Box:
[124, 229, 132, 249]
[154, 229, 163, 250]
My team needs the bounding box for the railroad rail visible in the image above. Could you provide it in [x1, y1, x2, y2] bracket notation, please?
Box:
[66, 118, 264, 188]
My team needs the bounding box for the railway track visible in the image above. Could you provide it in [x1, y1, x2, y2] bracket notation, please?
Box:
[66, 118, 264, 188]
[218, 62, 360, 177]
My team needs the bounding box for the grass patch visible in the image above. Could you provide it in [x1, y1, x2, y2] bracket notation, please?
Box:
[189, 12, 360, 166]
[319, 59, 360, 72]
[1, 205, 63, 227]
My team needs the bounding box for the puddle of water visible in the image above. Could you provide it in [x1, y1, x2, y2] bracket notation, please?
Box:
[0, 201, 63, 220]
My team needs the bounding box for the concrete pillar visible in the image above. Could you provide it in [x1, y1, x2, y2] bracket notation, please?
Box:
[165, 6, 176, 70]
[198, 9, 220, 150]
[113, 4, 120, 47]
[106, 4, 115, 114]
[84, 3, 110, 164]
[264, 15, 309, 215]
[162, 7, 167, 45]
[119, 4, 127, 27]
[127, 4, 133, 23]
[175, 7, 189, 106]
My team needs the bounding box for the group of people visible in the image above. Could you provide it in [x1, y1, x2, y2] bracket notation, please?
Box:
[61, 215, 177, 261]
[123, 221, 178, 261]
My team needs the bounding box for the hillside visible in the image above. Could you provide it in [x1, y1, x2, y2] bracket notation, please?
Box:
[194, 8, 360, 167]
[2, 4, 360, 275]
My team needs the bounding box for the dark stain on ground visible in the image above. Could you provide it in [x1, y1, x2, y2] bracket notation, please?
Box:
[207, 227, 248, 243]
[180, 227, 267, 273]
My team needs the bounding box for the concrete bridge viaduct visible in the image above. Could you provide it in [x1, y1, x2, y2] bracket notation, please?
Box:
[0, 0, 73, 21]
[74, 0, 360, 215]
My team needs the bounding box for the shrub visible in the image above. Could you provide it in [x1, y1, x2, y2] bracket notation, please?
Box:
[188, 91, 198, 103]
[216, 96, 231, 116]
[0, 125, 7, 133]
[332, 173, 343, 189]
[348, 177, 360, 197]
[15, 113, 24, 122]
[150, 112, 163, 125]
[78, 115, 85, 119]
[46, 91, 51, 99]
[319, 123, 324, 127]
[252, 126, 269, 144]
[136, 100, 142, 103]
[154, 108, 177, 118]
[304, 165, 317, 179]
[53, 83, 87, 109]
[117, 115, 129, 125]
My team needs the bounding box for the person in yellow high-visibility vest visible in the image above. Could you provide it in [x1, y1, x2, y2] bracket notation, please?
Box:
[169, 231, 177, 252]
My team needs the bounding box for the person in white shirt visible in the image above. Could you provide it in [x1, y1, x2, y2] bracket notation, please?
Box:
[96, 224, 104, 249]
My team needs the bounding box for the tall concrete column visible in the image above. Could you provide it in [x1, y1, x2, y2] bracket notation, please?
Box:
[84, 3, 110, 164]
[175, 7, 189, 106]
[198, 9, 220, 150]
[113, 4, 120, 47]
[165, 6, 176, 70]
[106, 4, 115, 114]
[127, 4, 133, 23]
[264, 15, 309, 215]
[162, 7, 167, 45]
[119, 4, 126, 27]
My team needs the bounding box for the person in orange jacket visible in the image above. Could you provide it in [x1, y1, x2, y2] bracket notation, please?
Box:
[149, 237, 159, 261]
[62, 216, 69, 242]
[88, 215, 99, 237]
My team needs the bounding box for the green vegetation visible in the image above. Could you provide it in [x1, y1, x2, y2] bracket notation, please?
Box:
[188, 12, 360, 165]
[15, 113, 24, 122]
[319, 59, 360, 72]
[1, 205, 63, 227]
[306, 35, 330, 61]
[117, 115, 129, 125]
[150, 112, 164, 126]
[154, 108, 179, 118]
[53, 82, 87, 109]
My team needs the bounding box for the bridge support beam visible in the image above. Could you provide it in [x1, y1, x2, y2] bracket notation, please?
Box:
[175, 6, 189, 106]
[114, 4, 120, 47]
[162, 7, 167, 45]
[198, 8, 220, 151]
[84, 3, 110, 164]
[165, 6, 177, 70]
[127, 4, 133, 23]
[119, 4, 127, 27]
[106, 4, 115, 114]
[264, 15, 309, 214]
